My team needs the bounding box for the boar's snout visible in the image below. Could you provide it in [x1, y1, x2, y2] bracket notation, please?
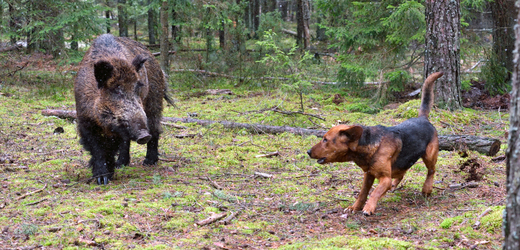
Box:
[136, 130, 151, 144]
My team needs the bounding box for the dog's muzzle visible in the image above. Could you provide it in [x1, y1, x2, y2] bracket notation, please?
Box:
[307, 149, 326, 164]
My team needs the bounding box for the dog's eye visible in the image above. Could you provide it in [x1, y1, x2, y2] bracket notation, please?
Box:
[323, 138, 328, 143]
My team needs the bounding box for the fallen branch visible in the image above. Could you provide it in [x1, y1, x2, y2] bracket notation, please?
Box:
[25, 198, 48, 206]
[472, 207, 493, 229]
[282, 28, 297, 37]
[41, 109, 501, 155]
[254, 172, 273, 178]
[196, 212, 227, 226]
[448, 181, 479, 190]
[171, 69, 349, 85]
[219, 209, 242, 225]
[255, 151, 280, 158]
[17, 184, 47, 200]
[2, 61, 29, 77]
[0, 44, 22, 53]
[152, 50, 177, 57]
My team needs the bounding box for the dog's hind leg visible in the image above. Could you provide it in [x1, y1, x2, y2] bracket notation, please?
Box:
[421, 136, 439, 196]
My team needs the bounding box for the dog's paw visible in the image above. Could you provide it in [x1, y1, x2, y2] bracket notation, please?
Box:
[361, 204, 376, 216]
[362, 209, 374, 216]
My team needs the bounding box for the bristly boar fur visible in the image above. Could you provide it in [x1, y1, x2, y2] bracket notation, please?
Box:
[74, 34, 173, 185]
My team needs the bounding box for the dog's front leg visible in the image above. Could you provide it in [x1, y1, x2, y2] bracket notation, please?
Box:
[346, 172, 375, 213]
[362, 175, 392, 216]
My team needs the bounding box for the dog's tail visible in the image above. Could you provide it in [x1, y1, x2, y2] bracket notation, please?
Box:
[418, 72, 444, 118]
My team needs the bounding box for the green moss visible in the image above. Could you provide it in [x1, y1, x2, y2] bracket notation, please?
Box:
[480, 206, 504, 233]
[280, 235, 416, 250]
[439, 215, 464, 229]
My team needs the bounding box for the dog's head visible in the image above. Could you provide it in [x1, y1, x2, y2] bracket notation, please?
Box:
[307, 125, 363, 164]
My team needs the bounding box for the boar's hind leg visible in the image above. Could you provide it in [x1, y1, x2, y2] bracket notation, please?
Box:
[116, 139, 131, 168]
[143, 133, 159, 166]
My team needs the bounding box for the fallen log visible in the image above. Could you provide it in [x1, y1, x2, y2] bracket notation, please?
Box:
[282, 28, 298, 37]
[438, 135, 501, 156]
[41, 109, 501, 156]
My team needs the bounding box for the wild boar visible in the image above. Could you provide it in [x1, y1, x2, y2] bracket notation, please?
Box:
[74, 34, 173, 185]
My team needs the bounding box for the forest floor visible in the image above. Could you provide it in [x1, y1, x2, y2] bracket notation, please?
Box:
[0, 52, 509, 249]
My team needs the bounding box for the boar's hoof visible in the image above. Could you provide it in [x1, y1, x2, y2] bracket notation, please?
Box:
[143, 158, 158, 166]
[136, 131, 151, 144]
[97, 177, 110, 185]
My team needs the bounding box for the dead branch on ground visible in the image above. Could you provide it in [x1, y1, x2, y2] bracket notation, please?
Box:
[41, 109, 502, 156]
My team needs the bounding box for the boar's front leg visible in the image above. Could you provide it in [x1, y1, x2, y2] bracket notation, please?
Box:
[79, 125, 118, 185]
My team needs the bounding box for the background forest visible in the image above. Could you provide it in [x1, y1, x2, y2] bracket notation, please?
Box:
[0, 0, 516, 249]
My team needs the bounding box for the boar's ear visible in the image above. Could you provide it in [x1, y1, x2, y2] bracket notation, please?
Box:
[132, 54, 148, 72]
[94, 60, 114, 89]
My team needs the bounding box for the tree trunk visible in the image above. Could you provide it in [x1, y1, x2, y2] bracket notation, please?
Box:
[8, 1, 16, 45]
[504, 4, 520, 249]
[172, 7, 180, 42]
[279, 0, 288, 21]
[252, 0, 260, 36]
[147, 0, 155, 44]
[316, 16, 327, 41]
[133, 17, 138, 41]
[265, 0, 276, 13]
[296, 0, 310, 49]
[490, 0, 516, 81]
[424, 0, 462, 110]
[118, 0, 128, 37]
[159, 0, 170, 75]
[219, 20, 226, 50]
[106, 10, 111, 34]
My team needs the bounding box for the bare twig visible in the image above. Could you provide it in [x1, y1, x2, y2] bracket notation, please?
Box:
[17, 184, 47, 200]
[196, 212, 227, 226]
[254, 151, 280, 158]
[25, 198, 48, 206]
[254, 172, 273, 178]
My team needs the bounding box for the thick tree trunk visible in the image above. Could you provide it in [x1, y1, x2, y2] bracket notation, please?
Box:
[490, 0, 516, 80]
[424, 0, 462, 110]
[147, 0, 155, 44]
[159, 0, 169, 75]
[504, 4, 520, 249]
[41, 109, 500, 156]
[118, 0, 128, 37]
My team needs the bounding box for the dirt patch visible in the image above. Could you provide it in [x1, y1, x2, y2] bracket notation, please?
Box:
[462, 80, 510, 110]
[332, 94, 345, 105]
[457, 158, 486, 182]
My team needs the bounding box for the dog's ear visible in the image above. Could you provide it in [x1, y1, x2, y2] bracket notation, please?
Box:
[339, 126, 363, 151]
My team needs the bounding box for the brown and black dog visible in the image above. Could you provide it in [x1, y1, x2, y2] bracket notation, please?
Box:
[307, 72, 444, 216]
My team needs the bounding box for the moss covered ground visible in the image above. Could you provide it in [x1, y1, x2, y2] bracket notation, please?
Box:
[0, 53, 507, 249]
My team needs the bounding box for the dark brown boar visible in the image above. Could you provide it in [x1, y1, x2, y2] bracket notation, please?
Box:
[74, 34, 173, 185]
